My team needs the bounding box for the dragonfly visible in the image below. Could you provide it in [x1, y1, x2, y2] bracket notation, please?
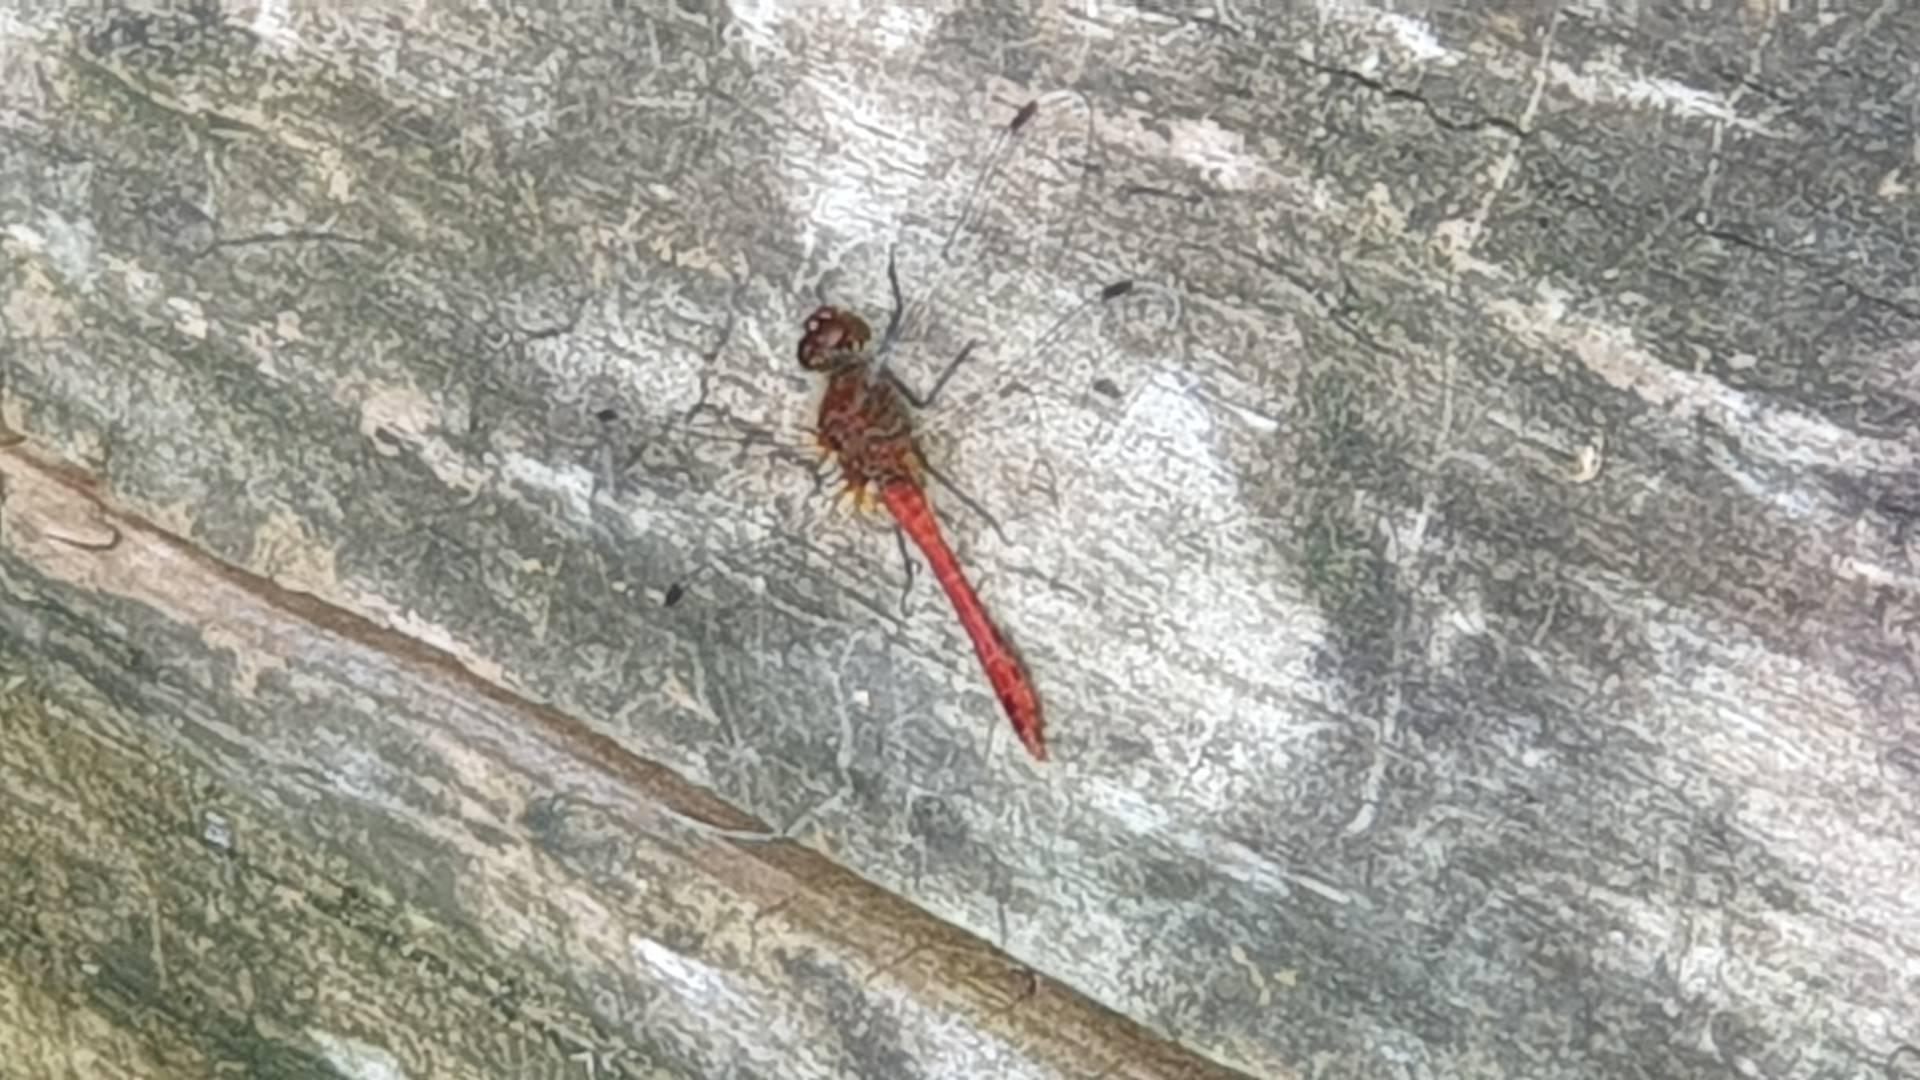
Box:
[632, 91, 1180, 762]
[800, 251, 1054, 760]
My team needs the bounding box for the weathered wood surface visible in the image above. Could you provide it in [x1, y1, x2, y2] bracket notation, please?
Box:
[3, 3, 1918, 1078]
[0, 452, 1228, 1079]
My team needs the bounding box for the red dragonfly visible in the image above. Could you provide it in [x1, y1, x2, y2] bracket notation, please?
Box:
[649, 92, 1177, 762]
[798, 255, 1058, 761]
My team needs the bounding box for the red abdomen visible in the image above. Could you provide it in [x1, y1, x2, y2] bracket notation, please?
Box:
[880, 479, 1046, 761]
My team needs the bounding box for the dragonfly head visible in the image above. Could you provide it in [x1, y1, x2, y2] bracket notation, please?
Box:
[797, 306, 872, 372]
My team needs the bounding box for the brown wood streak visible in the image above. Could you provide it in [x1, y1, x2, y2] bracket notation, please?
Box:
[0, 445, 1245, 1079]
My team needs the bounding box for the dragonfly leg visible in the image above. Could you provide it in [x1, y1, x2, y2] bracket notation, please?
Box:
[805, 448, 844, 499]
[888, 338, 984, 411]
[892, 523, 917, 614]
[873, 244, 982, 409]
[919, 459, 1009, 547]
[875, 244, 907, 360]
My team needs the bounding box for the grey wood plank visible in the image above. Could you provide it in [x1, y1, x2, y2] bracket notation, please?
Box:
[0, 449, 1237, 1079]
[3, 3, 1917, 1077]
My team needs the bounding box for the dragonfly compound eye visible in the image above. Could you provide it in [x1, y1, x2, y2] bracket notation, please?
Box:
[797, 306, 872, 370]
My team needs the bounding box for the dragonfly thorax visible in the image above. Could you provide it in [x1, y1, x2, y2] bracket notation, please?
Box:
[815, 365, 918, 490]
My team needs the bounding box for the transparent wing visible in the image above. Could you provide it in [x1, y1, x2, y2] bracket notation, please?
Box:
[928, 278, 1186, 530]
[876, 89, 1103, 382]
[858, 89, 1185, 527]
[936, 90, 1098, 279]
